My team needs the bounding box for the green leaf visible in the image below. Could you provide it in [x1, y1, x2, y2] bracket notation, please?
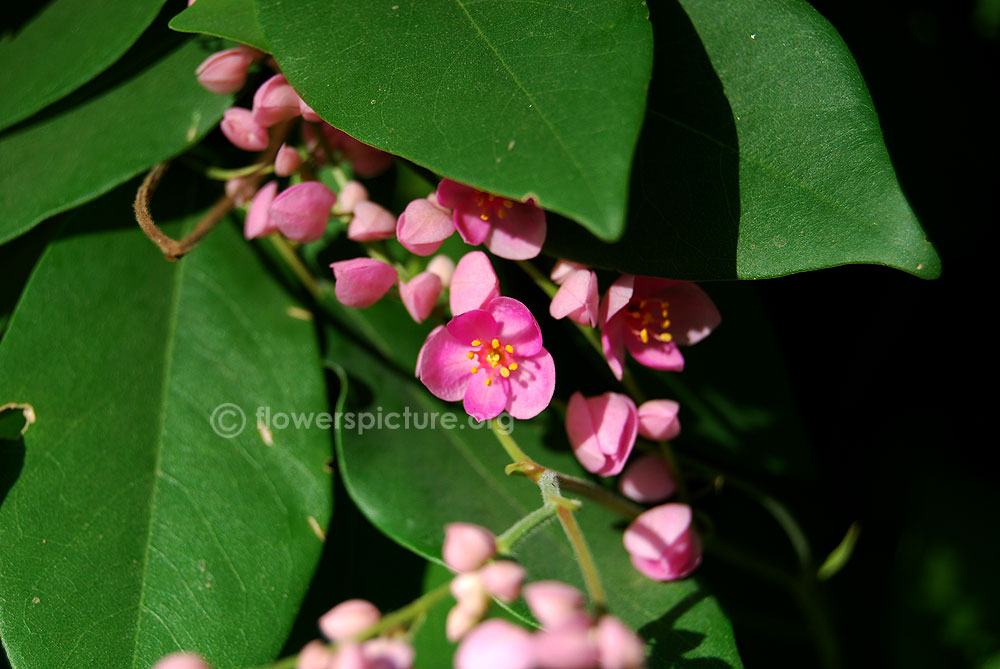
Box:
[255, 0, 653, 241]
[326, 316, 742, 667]
[0, 37, 231, 247]
[170, 0, 269, 52]
[0, 185, 332, 668]
[543, 0, 940, 280]
[0, 0, 168, 132]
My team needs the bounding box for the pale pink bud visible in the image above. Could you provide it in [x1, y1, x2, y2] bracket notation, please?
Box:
[226, 176, 255, 206]
[270, 182, 336, 242]
[347, 201, 396, 242]
[446, 599, 487, 642]
[252, 74, 301, 127]
[330, 642, 366, 669]
[523, 581, 587, 630]
[195, 48, 254, 94]
[618, 454, 676, 504]
[220, 107, 269, 151]
[319, 599, 380, 642]
[334, 180, 369, 215]
[455, 619, 536, 669]
[274, 143, 302, 177]
[550, 259, 586, 285]
[426, 254, 456, 288]
[244, 180, 279, 240]
[331, 258, 397, 308]
[636, 399, 681, 441]
[152, 653, 212, 669]
[623, 503, 702, 581]
[297, 640, 335, 669]
[427, 191, 448, 211]
[565, 392, 639, 477]
[534, 626, 600, 669]
[362, 638, 415, 669]
[449, 251, 500, 316]
[549, 269, 599, 327]
[396, 198, 454, 256]
[596, 615, 646, 669]
[478, 560, 526, 603]
[398, 272, 442, 324]
[442, 522, 496, 572]
[298, 97, 323, 122]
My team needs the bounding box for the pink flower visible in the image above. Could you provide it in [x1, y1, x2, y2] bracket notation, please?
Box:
[335, 180, 369, 215]
[449, 251, 500, 316]
[195, 47, 255, 95]
[443, 522, 497, 573]
[220, 107, 268, 151]
[596, 616, 646, 669]
[636, 399, 681, 441]
[319, 599, 380, 642]
[455, 619, 536, 669]
[436, 179, 546, 260]
[565, 392, 638, 476]
[348, 201, 396, 242]
[600, 276, 721, 381]
[550, 259, 586, 285]
[549, 268, 599, 326]
[243, 181, 278, 239]
[273, 143, 302, 177]
[252, 73, 301, 127]
[331, 258, 397, 308]
[416, 297, 555, 422]
[398, 272, 442, 324]
[304, 124, 394, 177]
[426, 254, 456, 289]
[270, 182, 336, 242]
[298, 97, 322, 122]
[618, 454, 676, 504]
[623, 503, 702, 581]
[523, 581, 587, 630]
[396, 198, 454, 256]
[478, 560, 526, 603]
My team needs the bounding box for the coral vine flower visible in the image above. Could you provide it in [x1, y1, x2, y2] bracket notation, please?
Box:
[623, 503, 702, 581]
[436, 179, 546, 260]
[600, 276, 721, 381]
[417, 297, 555, 422]
[565, 392, 638, 476]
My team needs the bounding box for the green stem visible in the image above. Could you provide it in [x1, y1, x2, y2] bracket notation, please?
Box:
[517, 260, 558, 299]
[495, 502, 558, 554]
[205, 162, 272, 180]
[491, 420, 543, 479]
[556, 473, 642, 521]
[556, 505, 607, 613]
[269, 235, 320, 299]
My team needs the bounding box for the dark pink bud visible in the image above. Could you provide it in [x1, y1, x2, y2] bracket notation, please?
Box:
[623, 503, 702, 581]
[243, 181, 279, 240]
[252, 74, 301, 127]
[270, 182, 336, 242]
[442, 522, 496, 572]
[195, 48, 254, 94]
[330, 258, 397, 308]
[220, 107, 268, 152]
[565, 392, 639, 477]
[273, 143, 302, 177]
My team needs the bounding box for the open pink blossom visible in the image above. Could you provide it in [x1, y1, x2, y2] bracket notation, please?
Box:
[436, 179, 546, 260]
[252, 73, 300, 127]
[195, 47, 255, 94]
[600, 276, 721, 380]
[398, 272, 442, 324]
[331, 258, 397, 308]
[449, 251, 500, 316]
[396, 198, 454, 255]
[623, 503, 702, 581]
[220, 107, 268, 151]
[243, 181, 278, 239]
[270, 181, 336, 242]
[416, 297, 555, 422]
[565, 392, 638, 476]
[549, 268, 599, 326]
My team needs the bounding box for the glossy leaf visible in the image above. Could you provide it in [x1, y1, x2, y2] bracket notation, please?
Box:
[0, 38, 231, 247]
[0, 187, 332, 668]
[255, 0, 653, 241]
[543, 0, 940, 280]
[326, 311, 742, 667]
[0, 0, 168, 131]
[170, 0, 269, 52]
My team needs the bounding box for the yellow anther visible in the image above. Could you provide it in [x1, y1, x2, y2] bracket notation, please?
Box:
[639, 328, 650, 344]
[480, 212, 489, 221]
[496, 208, 505, 219]
[491, 338, 500, 349]
[466, 351, 475, 360]
[503, 200, 513, 208]
[470, 366, 478, 374]
[661, 319, 671, 329]
[484, 378, 492, 386]
[505, 344, 514, 353]
[508, 362, 518, 371]
[655, 333, 673, 343]
[499, 367, 510, 378]
[661, 308, 669, 318]
[490, 360, 499, 368]
[471, 339, 481, 346]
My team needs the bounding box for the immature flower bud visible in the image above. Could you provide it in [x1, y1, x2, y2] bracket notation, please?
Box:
[298, 97, 323, 122]
[533, 624, 600, 669]
[152, 653, 212, 669]
[549, 269, 599, 327]
[195, 47, 255, 94]
[596, 615, 646, 669]
[319, 599, 380, 642]
[550, 259, 587, 285]
[270, 182, 336, 242]
[478, 560, 526, 603]
[442, 522, 496, 572]
[565, 392, 639, 477]
[523, 581, 587, 630]
[636, 399, 681, 441]
[252, 74, 301, 127]
[298, 640, 335, 669]
[618, 454, 676, 504]
[273, 143, 302, 177]
[398, 272, 443, 324]
[347, 201, 396, 242]
[361, 638, 415, 669]
[330, 258, 398, 308]
[426, 254, 456, 289]
[334, 180, 369, 215]
[220, 107, 268, 152]
[396, 198, 455, 256]
[623, 503, 702, 581]
[243, 181, 279, 240]
[455, 619, 536, 669]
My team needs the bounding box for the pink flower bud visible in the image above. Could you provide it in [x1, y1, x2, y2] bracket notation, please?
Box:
[399, 272, 442, 324]
[479, 560, 526, 603]
[152, 653, 212, 669]
[618, 454, 676, 504]
[534, 626, 600, 669]
[362, 638, 415, 669]
[298, 97, 323, 122]
[396, 198, 455, 256]
[274, 143, 302, 177]
[252, 74, 301, 127]
[319, 599, 380, 642]
[455, 619, 536, 669]
[623, 503, 702, 581]
[220, 107, 269, 151]
[334, 180, 369, 215]
[298, 640, 335, 669]
[347, 201, 396, 242]
[442, 522, 496, 572]
[270, 182, 336, 242]
[226, 176, 255, 206]
[331, 258, 397, 308]
[449, 251, 500, 316]
[523, 581, 587, 630]
[244, 180, 279, 240]
[550, 259, 586, 285]
[565, 392, 638, 477]
[426, 254, 456, 288]
[549, 269, 599, 327]
[330, 642, 365, 669]
[596, 616, 646, 669]
[195, 48, 254, 94]
[636, 399, 681, 441]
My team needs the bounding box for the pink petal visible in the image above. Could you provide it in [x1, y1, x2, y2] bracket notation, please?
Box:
[450, 251, 500, 316]
[658, 282, 722, 346]
[625, 334, 685, 372]
[152, 653, 212, 669]
[416, 326, 475, 402]
[484, 297, 543, 356]
[427, 254, 456, 289]
[523, 581, 586, 630]
[252, 73, 301, 127]
[334, 180, 369, 215]
[319, 599, 380, 642]
[454, 208, 492, 246]
[243, 181, 278, 239]
[361, 638, 415, 669]
[602, 275, 635, 323]
[505, 348, 555, 420]
[636, 399, 681, 441]
[396, 198, 455, 256]
[220, 107, 269, 151]
[463, 374, 510, 422]
[550, 259, 587, 285]
[195, 48, 253, 95]
[533, 626, 600, 669]
[446, 309, 498, 346]
[483, 201, 546, 260]
[443, 522, 497, 573]
[436, 178, 477, 209]
[623, 503, 702, 581]
[596, 616, 647, 669]
[550, 269, 599, 327]
[600, 313, 627, 381]
[338, 132, 394, 178]
[454, 620, 536, 669]
[347, 200, 396, 241]
[398, 272, 442, 324]
[270, 181, 336, 242]
[565, 392, 637, 476]
[273, 143, 301, 177]
[298, 97, 322, 122]
[330, 258, 397, 308]
[478, 561, 526, 603]
[618, 454, 676, 504]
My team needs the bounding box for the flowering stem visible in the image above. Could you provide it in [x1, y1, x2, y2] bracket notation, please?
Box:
[269, 235, 321, 299]
[490, 420, 543, 480]
[205, 162, 273, 180]
[495, 502, 559, 554]
[555, 505, 607, 614]
[556, 473, 643, 520]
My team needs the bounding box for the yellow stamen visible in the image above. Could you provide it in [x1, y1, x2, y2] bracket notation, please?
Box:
[480, 212, 489, 221]
[470, 366, 478, 374]
[505, 344, 514, 353]
[466, 351, 475, 360]
[490, 360, 499, 368]
[491, 338, 500, 349]
[661, 319, 671, 329]
[484, 378, 492, 386]
[499, 367, 510, 378]
[639, 328, 650, 344]
[655, 333, 673, 343]
[497, 208, 505, 219]
[503, 200, 513, 208]
[471, 339, 481, 346]
[508, 362, 518, 371]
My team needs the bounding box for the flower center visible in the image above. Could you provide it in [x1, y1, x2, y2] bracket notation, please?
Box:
[475, 193, 515, 221]
[466, 338, 519, 386]
[623, 298, 673, 345]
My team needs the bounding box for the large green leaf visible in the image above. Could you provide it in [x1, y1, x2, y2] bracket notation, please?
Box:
[543, 0, 940, 280]
[326, 307, 742, 667]
[0, 186, 332, 668]
[170, 0, 269, 52]
[255, 0, 653, 241]
[0, 0, 168, 132]
[0, 37, 231, 247]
